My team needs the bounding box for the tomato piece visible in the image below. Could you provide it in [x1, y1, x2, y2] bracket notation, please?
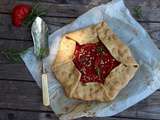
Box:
[12, 4, 32, 27]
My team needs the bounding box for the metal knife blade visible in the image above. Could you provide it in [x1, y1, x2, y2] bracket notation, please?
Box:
[31, 17, 50, 106]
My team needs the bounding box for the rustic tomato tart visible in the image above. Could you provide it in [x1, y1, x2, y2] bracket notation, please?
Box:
[52, 21, 139, 102]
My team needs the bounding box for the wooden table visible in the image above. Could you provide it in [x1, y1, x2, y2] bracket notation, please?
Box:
[0, 0, 160, 120]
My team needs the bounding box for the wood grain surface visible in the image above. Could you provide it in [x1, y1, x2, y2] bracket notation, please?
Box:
[0, 0, 160, 120]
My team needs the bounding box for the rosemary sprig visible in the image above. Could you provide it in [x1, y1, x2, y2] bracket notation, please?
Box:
[96, 47, 104, 53]
[1, 49, 26, 63]
[95, 67, 100, 76]
[133, 6, 142, 19]
[23, 3, 48, 27]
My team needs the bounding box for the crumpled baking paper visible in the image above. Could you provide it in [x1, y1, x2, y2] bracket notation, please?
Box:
[21, 0, 160, 119]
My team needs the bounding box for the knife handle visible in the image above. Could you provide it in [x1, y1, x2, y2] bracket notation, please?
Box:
[42, 73, 50, 106]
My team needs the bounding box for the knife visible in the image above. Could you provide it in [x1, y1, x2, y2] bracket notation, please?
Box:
[31, 17, 50, 106]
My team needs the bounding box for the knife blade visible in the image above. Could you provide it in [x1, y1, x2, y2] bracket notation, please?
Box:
[31, 17, 50, 106]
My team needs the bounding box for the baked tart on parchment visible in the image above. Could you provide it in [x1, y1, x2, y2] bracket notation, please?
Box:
[52, 21, 139, 102]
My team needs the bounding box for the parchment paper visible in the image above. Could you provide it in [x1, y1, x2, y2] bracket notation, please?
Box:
[21, 0, 160, 119]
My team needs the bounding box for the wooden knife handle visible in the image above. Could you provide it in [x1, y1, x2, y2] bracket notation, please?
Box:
[42, 73, 50, 106]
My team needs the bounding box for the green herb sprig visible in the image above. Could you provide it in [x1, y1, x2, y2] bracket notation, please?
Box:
[95, 67, 100, 76]
[1, 49, 26, 63]
[23, 3, 48, 27]
[96, 47, 104, 53]
[133, 6, 142, 19]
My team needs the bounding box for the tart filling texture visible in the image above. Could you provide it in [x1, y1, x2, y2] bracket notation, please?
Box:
[73, 41, 120, 84]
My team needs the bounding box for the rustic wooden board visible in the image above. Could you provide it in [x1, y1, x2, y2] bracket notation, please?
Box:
[0, 64, 33, 81]
[1, 0, 160, 22]
[0, 14, 160, 42]
[0, 0, 160, 120]
[126, 0, 160, 22]
[0, 39, 33, 50]
[0, 80, 160, 119]
[0, 110, 145, 120]
[141, 23, 160, 47]
[0, 80, 49, 111]
[0, 109, 58, 120]
[0, 0, 109, 17]
[0, 39, 33, 63]
[24, 0, 107, 5]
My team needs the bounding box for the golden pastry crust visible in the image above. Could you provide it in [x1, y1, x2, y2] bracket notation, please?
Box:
[52, 21, 139, 102]
[52, 36, 76, 69]
[66, 25, 98, 44]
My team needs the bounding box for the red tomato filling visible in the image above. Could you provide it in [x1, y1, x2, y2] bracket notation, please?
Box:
[73, 42, 120, 84]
